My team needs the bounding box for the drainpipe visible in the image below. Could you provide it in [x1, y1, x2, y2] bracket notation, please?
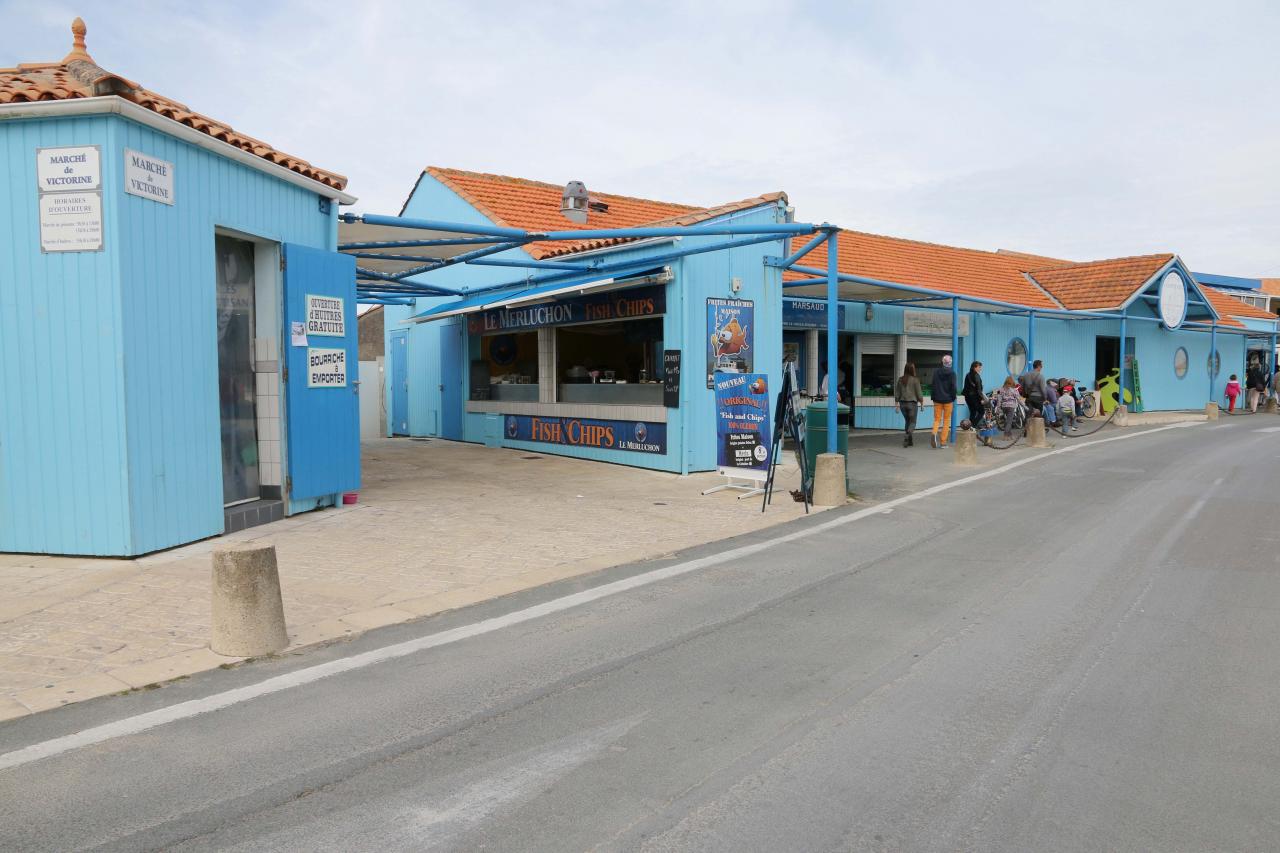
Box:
[1118, 309, 1127, 409]
[1209, 321, 1217, 402]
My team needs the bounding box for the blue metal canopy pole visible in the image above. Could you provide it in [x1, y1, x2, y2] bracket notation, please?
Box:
[1118, 309, 1127, 410]
[826, 229, 839, 454]
[951, 297, 960, 443]
[1209, 321, 1218, 402]
[1027, 310, 1036, 366]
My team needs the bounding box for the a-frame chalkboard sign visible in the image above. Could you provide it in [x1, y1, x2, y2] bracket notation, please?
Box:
[763, 361, 810, 513]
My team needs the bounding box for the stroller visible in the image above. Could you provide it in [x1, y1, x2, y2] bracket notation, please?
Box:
[988, 388, 1027, 438]
[972, 396, 999, 446]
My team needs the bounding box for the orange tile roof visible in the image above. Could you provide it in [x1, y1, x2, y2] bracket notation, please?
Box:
[1203, 287, 1276, 322]
[1259, 278, 1280, 297]
[1025, 254, 1174, 310]
[424, 167, 786, 259]
[0, 18, 347, 190]
[783, 229, 1061, 309]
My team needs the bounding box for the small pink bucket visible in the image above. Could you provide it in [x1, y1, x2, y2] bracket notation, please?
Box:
[342, 492, 359, 505]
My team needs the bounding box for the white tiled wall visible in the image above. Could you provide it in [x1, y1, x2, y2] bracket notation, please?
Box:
[254, 337, 282, 488]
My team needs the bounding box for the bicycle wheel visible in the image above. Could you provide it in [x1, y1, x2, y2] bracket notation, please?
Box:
[1082, 397, 1097, 418]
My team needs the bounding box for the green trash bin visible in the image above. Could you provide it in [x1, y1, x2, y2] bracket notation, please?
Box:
[805, 401, 850, 476]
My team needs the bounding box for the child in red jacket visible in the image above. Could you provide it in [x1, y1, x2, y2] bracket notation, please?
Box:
[1225, 374, 1241, 412]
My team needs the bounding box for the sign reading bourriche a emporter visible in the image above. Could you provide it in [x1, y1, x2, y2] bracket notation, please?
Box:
[306, 347, 348, 388]
[124, 149, 175, 205]
[305, 295, 346, 337]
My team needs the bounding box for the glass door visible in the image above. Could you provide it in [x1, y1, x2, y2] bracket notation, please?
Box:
[215, 235, 261, 506]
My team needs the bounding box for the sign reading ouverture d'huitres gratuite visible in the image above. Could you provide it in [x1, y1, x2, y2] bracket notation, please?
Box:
[305, 294, 346, 337]
[306, 347, 347, 388]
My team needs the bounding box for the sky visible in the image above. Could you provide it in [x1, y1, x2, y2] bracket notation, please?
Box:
[5, 0, 1279, 275]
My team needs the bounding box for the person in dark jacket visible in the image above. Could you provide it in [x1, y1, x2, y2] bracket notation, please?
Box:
[930, 354, 958, 448]
[962, 361, 985, 428]
[1018, 360, 1049, 417]
[1246, 361, 1266, 413]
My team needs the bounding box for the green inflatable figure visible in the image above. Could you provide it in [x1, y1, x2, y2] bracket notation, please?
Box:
[1096, 367, 1133, 414]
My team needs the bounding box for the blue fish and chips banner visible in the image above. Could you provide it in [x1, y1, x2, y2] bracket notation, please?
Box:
[470, 285, 665, 334]
[706, 297, 754, 387]
[505, 415, 666, 454]
[714, 372, 771, 481]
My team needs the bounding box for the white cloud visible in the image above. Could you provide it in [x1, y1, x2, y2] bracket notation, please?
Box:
[4, 0, 1277, 273]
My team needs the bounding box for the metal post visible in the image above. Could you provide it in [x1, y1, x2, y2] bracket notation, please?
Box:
[826, 230, 839, 453]
[1209, 321, 1217, 402]
[951, 297, 960, 443]
[1027, 310, 1036, 366]
[1118, 309, 1127, 408]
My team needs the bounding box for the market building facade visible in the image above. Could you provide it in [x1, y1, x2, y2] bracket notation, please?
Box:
[0, 21, 360, 556]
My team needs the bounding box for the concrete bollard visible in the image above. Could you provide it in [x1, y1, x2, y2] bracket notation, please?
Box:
[812, 453, 847, 507]
[954, 429, 979, 465]
[211, 542, 288, 657]
[1266, 397, 1277, 414]
[1205, 402, 1219, 421]
[1113, 404, 1129, 427]
[1026, 416, 1048, 448]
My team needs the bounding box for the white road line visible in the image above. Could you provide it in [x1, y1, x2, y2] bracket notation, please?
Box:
[1253, 426, 1280, 433]
[0, 421, 1198, 773]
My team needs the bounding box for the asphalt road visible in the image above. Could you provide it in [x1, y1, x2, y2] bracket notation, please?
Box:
[2, 418, 1279, 851]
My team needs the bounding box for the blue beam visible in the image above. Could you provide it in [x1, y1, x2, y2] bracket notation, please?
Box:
[535, 222, 818, 241]
[951, 297, 960, 444]
[826, 230, 839, 455]
[467, 258, 596, 271]
[1027, 310, 1036, 366]
[781, 277, 830, 288]
[425, 232, 795, 298]
[343, 212, 529, 240]
[1119, 309, 1128, 410]
[339, 236, 510, 251]
[779, 232, 828, 269]
[1209, 322, 1218, 402]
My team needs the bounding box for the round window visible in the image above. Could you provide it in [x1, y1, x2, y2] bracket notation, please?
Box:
[1174, 347, 1188, 379]
[1207, 349, 1221, 378]
[1006, 337, 1027, 377]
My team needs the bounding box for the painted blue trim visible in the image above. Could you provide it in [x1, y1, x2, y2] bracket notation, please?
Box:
[1193, 271, 1262, 291]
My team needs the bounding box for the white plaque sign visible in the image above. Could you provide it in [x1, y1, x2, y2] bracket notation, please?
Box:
[39, 191, 104, 252]
[1158, 270, 1187, 330]
[307, 347, 348, 388]
[124, 149, 175, 205]
[903, 308, 970, 337]
[36, 145, 101, 192]
[305, 294, 346, 337]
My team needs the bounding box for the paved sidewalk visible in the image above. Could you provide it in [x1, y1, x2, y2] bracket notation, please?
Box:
[0, 439, 819, 720]
[0, 415, 1205, 721]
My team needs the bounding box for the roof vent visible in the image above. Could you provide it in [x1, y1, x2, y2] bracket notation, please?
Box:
[588, 199, 609, 213]
[561, 181, 589, 224]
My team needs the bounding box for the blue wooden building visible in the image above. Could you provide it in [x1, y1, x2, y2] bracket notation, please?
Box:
[0, 20, 360, 556]
[369, 169, 1277, 473]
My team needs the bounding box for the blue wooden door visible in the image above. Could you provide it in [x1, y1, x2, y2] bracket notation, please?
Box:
[440, 321, 463, 439]
[283, 244, 360, 501]
[390, 331, 409, 435]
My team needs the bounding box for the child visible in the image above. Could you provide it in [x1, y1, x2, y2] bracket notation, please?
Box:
[1225, 374, 1241, 412]
[1044, 379, 1059, 427]
[996, 376, 1021, 437]
[1059, 383, 1077, 430]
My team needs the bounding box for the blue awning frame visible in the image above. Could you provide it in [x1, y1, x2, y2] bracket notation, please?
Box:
[341, 209, 1277, 453]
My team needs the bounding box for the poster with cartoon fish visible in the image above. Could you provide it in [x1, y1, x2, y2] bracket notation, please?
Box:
[714, 372, 771, 481]
[706, 297, 754, 387]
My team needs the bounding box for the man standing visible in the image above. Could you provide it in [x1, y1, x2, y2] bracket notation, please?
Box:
[1019, 359, 1049, 418]
[930, 355, 958, 448]
[1246, 359, 1265, 413]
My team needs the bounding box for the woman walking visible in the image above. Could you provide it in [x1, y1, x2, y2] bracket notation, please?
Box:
[895, 362, 924, 447]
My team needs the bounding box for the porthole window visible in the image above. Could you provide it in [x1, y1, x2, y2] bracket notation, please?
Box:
[1174, 347, 1188, 379]
[1006, 337, 1027, 377]
[1207, 349, 1221, 378]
